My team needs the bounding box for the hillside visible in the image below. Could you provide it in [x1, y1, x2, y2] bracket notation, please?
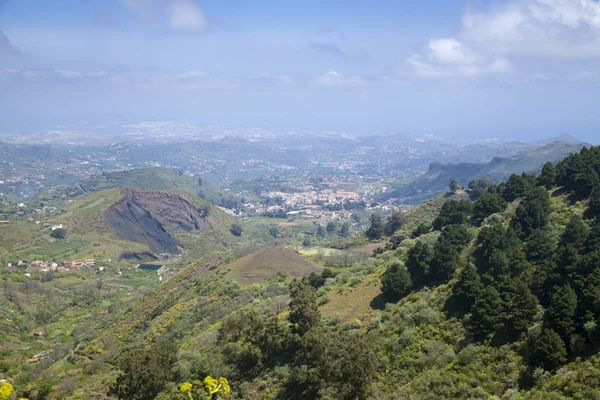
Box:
[383, 140, 586, 203]
[226, 247, 323, 284]
[105, 189, 213, 254]
[2, 146, 600, 400]
[70, 167, 231, 206]
[0, 187, 238, 264]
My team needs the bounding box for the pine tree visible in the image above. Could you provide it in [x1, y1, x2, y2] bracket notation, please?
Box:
[384, 210, 405, 236]
[525, 228, 556, 265]
[502, 173, 534, 202]
[470, 285, 505, 343]
[432, 200, 473, 230]
[577, 266, 600, 326]
[365, 214, 384, 240]
[381, 259, 412, 300]
[531, 328, 567, 371]
[340, 222, 351, 237]
[468, 177, 493, 200]
[510, 187, 551, 239]
[591, 185, 600, 216]
[545, 284, 578, 343]
[499, 279, 539, 343]
[556, 216, 589, 291]
[472, 192, 507, 226]
[405, 241, 434, 287]
[430, 225, 472, 282]
[537, 162, 557, 189]
[449, 263, 482, 316]
[288, 279, 321, 336]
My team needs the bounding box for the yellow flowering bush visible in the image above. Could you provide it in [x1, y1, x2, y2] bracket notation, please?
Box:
[180, 382, 193, 399]
[204, 376, 230, 398]
[177, 377, 229, 400]
[0, 382, 13, 400]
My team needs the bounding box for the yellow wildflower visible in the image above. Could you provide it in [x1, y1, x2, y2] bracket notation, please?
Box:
[180, 382, 193, 394]
[219, 377, 230, 395]
[204, 376, 230, 398]
[204, 376, 219, 392]
[0, 382, 13, 400]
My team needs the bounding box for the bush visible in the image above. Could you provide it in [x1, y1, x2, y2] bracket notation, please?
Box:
[50, 228, 67, 239]
[230, 223, 243, 237]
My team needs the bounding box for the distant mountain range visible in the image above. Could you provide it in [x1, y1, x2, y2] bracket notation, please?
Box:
[381, 139, 588, 204]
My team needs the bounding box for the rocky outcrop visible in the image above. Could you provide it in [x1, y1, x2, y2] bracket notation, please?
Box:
[105, 189, 210, 254]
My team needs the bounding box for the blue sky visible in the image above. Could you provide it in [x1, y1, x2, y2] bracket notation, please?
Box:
[0, 0, 599, 141]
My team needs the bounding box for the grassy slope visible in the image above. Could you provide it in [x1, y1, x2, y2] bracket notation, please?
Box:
[225, 247, 323, 284]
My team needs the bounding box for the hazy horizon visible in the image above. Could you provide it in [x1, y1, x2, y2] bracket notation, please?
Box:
[1, 0, 600, 142]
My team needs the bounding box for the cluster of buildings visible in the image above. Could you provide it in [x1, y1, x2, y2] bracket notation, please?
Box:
[261, 188, 361, 208]
[6, 258, 96, 274]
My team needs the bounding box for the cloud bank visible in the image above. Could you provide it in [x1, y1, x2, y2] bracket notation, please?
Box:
[408, 0, 600, 78]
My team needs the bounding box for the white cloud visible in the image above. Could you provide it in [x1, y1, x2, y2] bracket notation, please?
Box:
[407, 40, 513, 78]
[311, 71, 366, 87]
[166, 0, 208, 32]
[427, 38, 479, 65]
[407, 0, 600, 78]
[122, 0, 208, 32]
[461, 0, 600, 59]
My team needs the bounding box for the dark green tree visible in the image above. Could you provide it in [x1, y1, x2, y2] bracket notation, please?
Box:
[340, 222, 351, 237]
[412, 222, 430, 238]
[405, 241, 434, 287]
[468, 177, 493, 200]
[316, 225, 326, 238]
[530, 328, 567, 371]
[308, 268, 336, 289]
[545, 284, 578, 343]
[590, 185, 600, 215]
[502, 173, 535, 202]
[219, 308, 287, 375]
[537, 162, 557, 189]
[510, 187, 551, 239]
[326, 221, 337, 234]
[449, 263, 482, 316]
[110, 337, 178, 400]
[432, 200, 473, 230]
[50, 228, 67, 239]
[384, 210, 405, 236]
[577, 266, 600, 326]
[472, 192, 507, 226]
[499, 279, 539, 343]
[288, 279, 320, 336]
[365, 214, 384, 240]
[381, 259, 412, 300]
[525, 228, 556, 265]
[555, 216, 589, 292]
[430, 225, 472, 283]
[230, 223, 243, 237]
[473, 225, 527, 282]
[295, 328, 378, 400]
[469, 285, 505, 343]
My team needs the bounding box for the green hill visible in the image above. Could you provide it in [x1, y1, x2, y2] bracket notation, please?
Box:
[71, 167, 233, 206]
[0, 187, 239, 264]
[383, 140, 586, 203]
